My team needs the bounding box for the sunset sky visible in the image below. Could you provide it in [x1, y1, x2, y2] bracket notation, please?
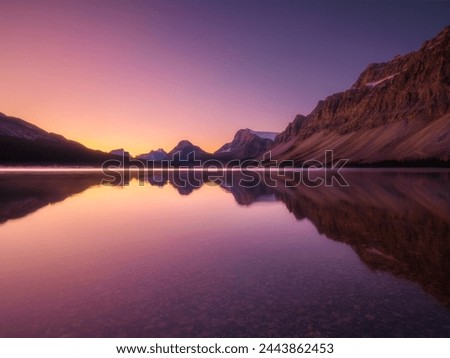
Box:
[1, 0, 448, 155]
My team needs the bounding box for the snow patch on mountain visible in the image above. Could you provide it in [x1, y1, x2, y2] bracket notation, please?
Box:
[249, 130, 278, 140]
[366, 73, 399, 87]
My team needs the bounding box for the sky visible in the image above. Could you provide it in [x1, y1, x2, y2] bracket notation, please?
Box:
[0, 0, 448, 155]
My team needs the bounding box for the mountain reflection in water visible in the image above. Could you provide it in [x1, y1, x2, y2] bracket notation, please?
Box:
[0, 169, 449, 337]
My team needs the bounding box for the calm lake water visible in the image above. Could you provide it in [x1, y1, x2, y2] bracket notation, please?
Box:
[0, 169, 449, 337]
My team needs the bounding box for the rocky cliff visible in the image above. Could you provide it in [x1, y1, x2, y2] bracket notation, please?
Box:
[270, 26, 450, 165]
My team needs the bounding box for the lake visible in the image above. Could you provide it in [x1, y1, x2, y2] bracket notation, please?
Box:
[0, 169, 449, 337]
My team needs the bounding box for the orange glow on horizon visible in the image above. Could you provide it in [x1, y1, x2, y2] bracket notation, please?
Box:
[0, 2, 295, 156]
[3, 1, 444, 155]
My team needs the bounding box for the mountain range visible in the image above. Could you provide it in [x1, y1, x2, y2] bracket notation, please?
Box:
[1, 26, 449, 166]
[2, 170, 448, 308]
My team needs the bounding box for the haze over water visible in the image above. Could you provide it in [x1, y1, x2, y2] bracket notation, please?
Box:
[0, 170, 449, 337]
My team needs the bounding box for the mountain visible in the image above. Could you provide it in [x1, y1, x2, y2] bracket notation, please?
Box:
[136, 148, 168, 161]
[214, 128, 278, 160]
[110, 148, 130, 158]
[140, 129, 278, 164]
[0, 173, 102, 224]
[0, 112, 118, 166]
[167, 140, 212, 163]
[270, 26, 450, 165]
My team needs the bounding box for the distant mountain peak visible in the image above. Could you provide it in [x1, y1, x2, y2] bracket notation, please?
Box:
[136, 148, 168, 161]
[109, 148, 130, 158]
[167, 140, 211, 161]
[215, 128, 278, 159]
[175, 140, 194, 148]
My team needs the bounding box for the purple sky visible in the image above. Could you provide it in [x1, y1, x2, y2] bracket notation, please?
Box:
[1, 0, 448, 154]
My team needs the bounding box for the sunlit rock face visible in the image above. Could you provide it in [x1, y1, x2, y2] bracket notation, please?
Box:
[270, 27, 450, 164]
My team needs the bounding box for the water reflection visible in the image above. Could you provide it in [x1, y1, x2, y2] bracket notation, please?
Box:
[143, 170, 450, 309]
[272, 171, 450, 308]
[0, 170, 449, 337]
[0, 172, 103, 224]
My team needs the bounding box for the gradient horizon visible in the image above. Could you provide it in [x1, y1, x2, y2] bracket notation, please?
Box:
[1, 0, 448, 155]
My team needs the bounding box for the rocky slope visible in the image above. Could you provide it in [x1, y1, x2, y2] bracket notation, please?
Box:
[270, 26, 450, 165]
[215, 128, 277, 160]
